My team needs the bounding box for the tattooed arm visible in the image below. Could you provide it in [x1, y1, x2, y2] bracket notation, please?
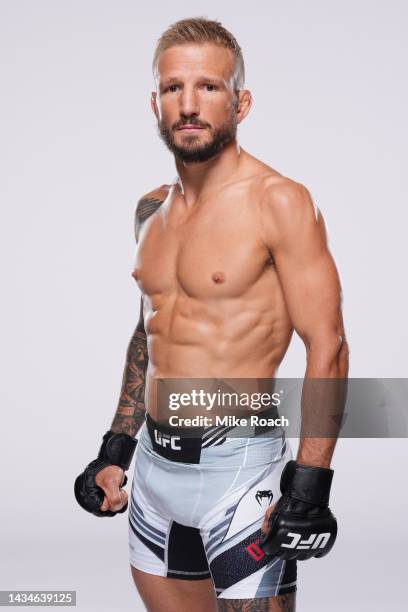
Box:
[74, 191, 168, 516]
[110, 298, 148, 437]
[74, 306, 146, 515]
[109, 189, 167, 437]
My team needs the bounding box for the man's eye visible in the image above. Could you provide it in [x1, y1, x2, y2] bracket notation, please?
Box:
[166, 85, 179, 93]
[204, 84, 217, 92]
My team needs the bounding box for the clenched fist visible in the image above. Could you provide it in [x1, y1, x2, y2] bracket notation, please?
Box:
[74, 431, 137, 518]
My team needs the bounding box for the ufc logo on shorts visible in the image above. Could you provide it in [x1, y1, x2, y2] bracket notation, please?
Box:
[154, 430, 181, 450]
[282, 532, 331, 550]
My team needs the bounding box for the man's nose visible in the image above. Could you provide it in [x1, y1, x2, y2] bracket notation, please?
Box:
[179, 86, 199, 117]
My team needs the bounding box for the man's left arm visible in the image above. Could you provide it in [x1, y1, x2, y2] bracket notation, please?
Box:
[259, 178, 349, 466]
[258, 178, 349, 560]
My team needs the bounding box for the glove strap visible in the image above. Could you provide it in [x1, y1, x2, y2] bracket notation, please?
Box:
[97, 430, 138, 470]
[281, 460, 334, 507]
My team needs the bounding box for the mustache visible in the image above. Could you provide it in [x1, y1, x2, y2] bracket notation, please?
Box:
[172, 118, 210, 130]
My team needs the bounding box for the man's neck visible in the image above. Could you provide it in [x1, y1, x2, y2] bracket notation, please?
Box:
[174, 140, 244, 206]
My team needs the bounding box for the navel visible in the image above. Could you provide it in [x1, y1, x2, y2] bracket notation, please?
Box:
[212, 270, 226, 284]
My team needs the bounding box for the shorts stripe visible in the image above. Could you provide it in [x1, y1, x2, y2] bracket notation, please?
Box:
[129, 513, 166, 546]
[130, 502, 167, 539]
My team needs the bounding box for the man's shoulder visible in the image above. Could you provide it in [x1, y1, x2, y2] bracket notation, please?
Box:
[136, 184, 170, 218]
[257, 174, 315, 222]
[238, 153, 313, 213]
[134, 184, 171, 241]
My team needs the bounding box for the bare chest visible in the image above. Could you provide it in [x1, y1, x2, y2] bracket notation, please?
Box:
[132, 197, 271, 300]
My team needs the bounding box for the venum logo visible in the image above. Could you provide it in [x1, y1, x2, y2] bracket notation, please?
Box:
[282, 532, 331, 550]
[255, 490, 273, 506]
[154, 429, 181, 450]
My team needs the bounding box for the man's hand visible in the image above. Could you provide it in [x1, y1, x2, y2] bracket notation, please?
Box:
[259, 460, 337, 561]
[74, 430, 137, 518]
[95, 465, 128, 513]
[261, 502, 277, 537]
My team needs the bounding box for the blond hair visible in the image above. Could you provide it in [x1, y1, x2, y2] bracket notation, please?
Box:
[152, 17, 245, 90]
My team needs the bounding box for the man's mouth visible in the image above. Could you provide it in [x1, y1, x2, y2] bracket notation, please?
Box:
[177, 125, 205, 131]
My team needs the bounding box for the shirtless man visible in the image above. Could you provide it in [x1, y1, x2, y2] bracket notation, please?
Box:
[75, 17, 348, 612]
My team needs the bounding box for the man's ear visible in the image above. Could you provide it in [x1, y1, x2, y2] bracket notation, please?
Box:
[235, 89, 253, 124]
[151, 91, 159, 119]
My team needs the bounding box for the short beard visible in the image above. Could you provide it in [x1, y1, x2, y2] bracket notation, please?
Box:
[158, 112, 238, 163]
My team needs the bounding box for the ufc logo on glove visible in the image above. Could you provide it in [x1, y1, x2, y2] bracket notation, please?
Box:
[282, 532, 332, 550]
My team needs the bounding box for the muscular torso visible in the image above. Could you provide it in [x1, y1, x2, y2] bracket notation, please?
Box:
[132, 156, 295, 419]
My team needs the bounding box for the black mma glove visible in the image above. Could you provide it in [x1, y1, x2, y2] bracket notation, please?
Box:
[259, 460, 337, 560]
[74, 430, 137, 517]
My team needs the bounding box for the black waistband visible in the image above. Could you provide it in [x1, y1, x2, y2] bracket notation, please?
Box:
[145, 407, 278, 464]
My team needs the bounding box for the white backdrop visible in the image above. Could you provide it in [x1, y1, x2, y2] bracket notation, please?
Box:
[1, 1, 407, 610]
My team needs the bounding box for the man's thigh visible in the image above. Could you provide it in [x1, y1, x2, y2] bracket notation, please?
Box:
[131, 567, 296, 612]
[131, 566, 218, 612]
[218, 593, 296, 611]
[201, 442, 297, 601]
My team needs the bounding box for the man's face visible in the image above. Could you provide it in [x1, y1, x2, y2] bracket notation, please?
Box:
[152, 43, 243, 163]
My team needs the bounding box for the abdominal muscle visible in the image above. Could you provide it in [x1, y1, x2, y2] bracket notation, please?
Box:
[143, 282, 293, 421]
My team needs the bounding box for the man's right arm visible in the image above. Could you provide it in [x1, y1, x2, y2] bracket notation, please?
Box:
[74, 301, 146, 518]
[74, 189, 166, 517]
[109, 186, 168, 434]
[110, 298, 148, 437]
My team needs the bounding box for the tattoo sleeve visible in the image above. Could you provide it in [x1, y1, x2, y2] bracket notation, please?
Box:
[110, 328, 148, 437]
[110, 298, 148, 437]
[110, 195, 164, 437]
